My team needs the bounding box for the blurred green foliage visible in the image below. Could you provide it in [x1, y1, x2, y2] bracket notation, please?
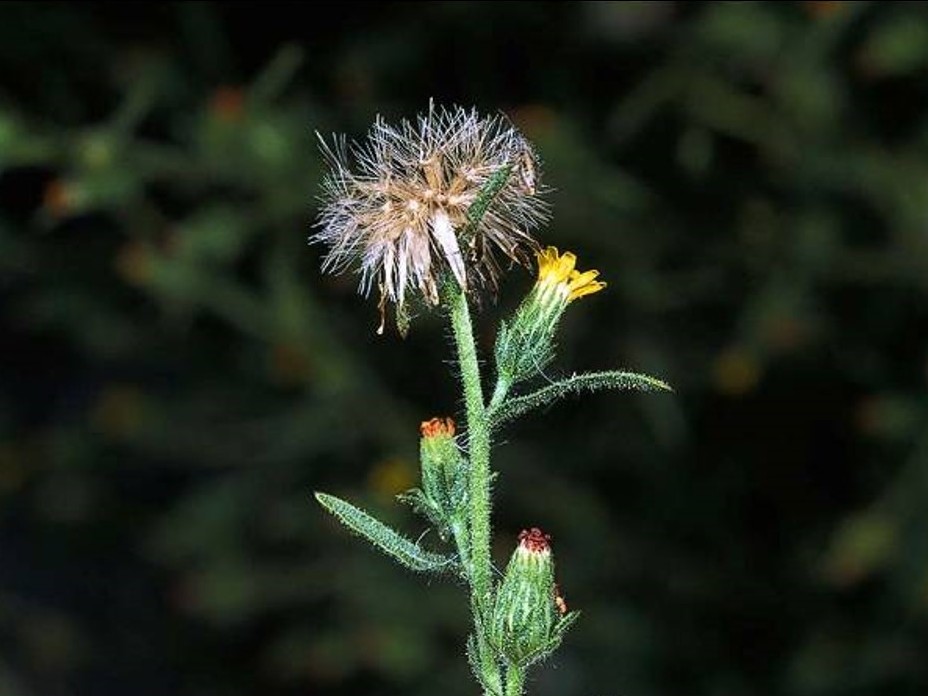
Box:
[1, 2, 927, 695]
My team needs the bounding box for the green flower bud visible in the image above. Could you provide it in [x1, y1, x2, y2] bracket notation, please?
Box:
[490, 528, 559, 666]
[400, 417, 468, 543]
[419, 417, 458, 509]
[419, 418, 467, 517]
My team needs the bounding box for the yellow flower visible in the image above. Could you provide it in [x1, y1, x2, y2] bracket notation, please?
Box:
[536, 246, 606, 303]
[496, 247, 607, 384]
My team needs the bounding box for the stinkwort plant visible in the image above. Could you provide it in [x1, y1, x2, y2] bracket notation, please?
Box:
[311, 103, 670, 696]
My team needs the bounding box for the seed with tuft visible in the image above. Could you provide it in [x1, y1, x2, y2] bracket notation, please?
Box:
[311, 102, 548, 332]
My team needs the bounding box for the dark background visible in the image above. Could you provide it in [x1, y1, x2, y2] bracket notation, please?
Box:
[1, 2, 927, 695]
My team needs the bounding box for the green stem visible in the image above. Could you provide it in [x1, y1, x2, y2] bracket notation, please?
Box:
[448, 286, 499, 694]
[473, 613, 502, 696]
[449, 287, 493, 602]
[505, 664, 525, 696]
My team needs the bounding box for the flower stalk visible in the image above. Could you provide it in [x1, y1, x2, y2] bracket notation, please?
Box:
[448, 284, 502, 695]
[449, 286, 493, 603]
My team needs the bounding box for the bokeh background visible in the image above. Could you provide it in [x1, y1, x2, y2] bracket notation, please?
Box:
[2, 2, 928, 695]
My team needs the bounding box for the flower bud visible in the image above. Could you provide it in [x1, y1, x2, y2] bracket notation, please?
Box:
[419, 417, 458, 508]
[420, 416, 456, 439]
[490, 528, 558, 666]
[404, 417, 469, 542]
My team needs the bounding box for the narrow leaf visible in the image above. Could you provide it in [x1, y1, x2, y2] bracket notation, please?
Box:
[466, 630, 503, 696]
[489, 370, 672, 430]
[396, 488, 450, 541]
[315, 492, 456, 573]
[465, 164, 511, 232]
[554, 609, 581, 637]
[519, 611, 581, 669]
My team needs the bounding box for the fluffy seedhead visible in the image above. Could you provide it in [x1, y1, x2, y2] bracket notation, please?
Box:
[312, 102, 547, 332]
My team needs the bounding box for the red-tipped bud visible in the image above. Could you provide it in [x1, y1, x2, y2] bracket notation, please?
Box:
[518, 527, 551, 554]
[415, 417, 466, 533]
[490, 527, 558, 666]
[420, 417, 456, 438]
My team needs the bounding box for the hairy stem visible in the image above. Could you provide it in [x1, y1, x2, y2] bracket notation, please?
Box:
[449, 288, 493, 600]
[448, 286, 499, 693]
[505, 664, 525, 696]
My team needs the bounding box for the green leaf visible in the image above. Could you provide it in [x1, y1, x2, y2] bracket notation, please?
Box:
[518, 611, 581, 669]
[465, 164, 512, 233]
[466, 630, 503, 696]
[554, 609, 581, 637]
[396, 487, 449, 539]
[489, 370, 672, 431]
[314, 492, 456, 573]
